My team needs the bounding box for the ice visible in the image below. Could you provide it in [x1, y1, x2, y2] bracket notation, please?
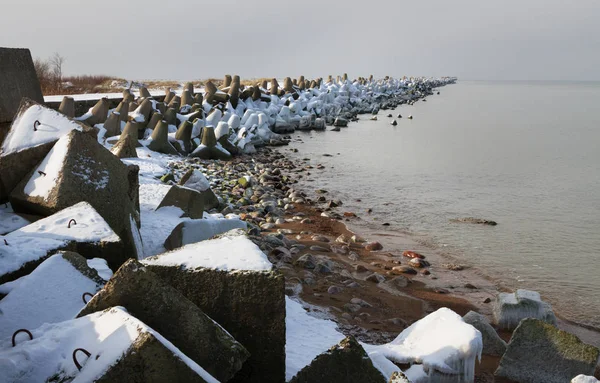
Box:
[1, 104, 83, 156]
[493, 289, 557, 329]
[0, 306, 218, 383]
[0, 253, 104, 340]
[285, 297, 346, 381]
[363, 308, 482, 382]
[142, 234, 272, 272]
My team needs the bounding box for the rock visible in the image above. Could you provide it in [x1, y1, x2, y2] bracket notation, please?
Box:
[572, 376, 600, 383]
[315, 261, 333, 274]
[163, 218, 247, 250]
[9, 129, 141, 268]
[402, 250, 425, 259]
[311, 235, 329, 242]
[328, 285, 343, 294]
[392, 265, 417, 275]
[389, 275, 410, 288]
[350, 298, 372, 308]
[450, 217, 497, 226]
[365, 241, 383, 251]
[366, 273, 385, 283]
[289, 336, 383, 383]
[462, 311, 507, 356]
[0, 202, 125, 283]
[310, 245, 329, 252]
[391, 120, 398, 126]
[78, 259, 249, 382]
[156, 185, 205, 219]
[110, 133, 138, 159]
[442, 263, 464, 271]
[333, 117, 348, 127]
[0, 306, 216, 383]
[495, 319, 600, 383]
[408, 258, 429, 268]
[0, 98, 93, 203]
[143, 233, 285, 383]
[0, 251, 105, 340]
[389, 371, 411, 382]
[355, 264, 368, 273]
[493, 289, 557, 329]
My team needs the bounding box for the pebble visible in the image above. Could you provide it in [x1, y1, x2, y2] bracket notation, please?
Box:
[408, 258, 430, 268]
[366, 273, 386, 283]
[310, 245, 329, 252]
[327, 285, 343, 294]
[403, 250, 425, 259]
[365, 241, 383, 251]
[350, 298, 372, 308]
[294, 254, 316, 269]
[311, 235, 330, 243]
[355, 264, 368, 273]
[392, 266, 417, 275]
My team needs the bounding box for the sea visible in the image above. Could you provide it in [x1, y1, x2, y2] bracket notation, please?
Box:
[284, 80, 600, 329]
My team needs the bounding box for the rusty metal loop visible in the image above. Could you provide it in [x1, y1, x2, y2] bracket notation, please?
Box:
[73, 348, 91, 371]
[68, 219, 77, 228]
[3, 239, 8, 245]
[33, 120, 40, 131]
[12, 329, 33, 347]
[82, 292, 94, 304]
[37, 170, 46, 176]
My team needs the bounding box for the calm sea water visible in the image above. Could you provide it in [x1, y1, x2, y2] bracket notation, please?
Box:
[285, 81, 600, 328]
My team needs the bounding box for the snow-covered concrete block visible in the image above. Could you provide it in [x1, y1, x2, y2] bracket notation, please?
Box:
[142, 231, 285, 383]
[462, 311, 507, 356]
[0, 204, 31, 235]
[0, 98, 92, 202]
[178, 168, 219, 210]
[9, 129, 141, 269]
[156, 185, 206, 219]
[364, 308, 482, 383]
[289, 336, 384, 383]
[78, 259, 249, 382]
[493, 289, 556, 330]
[0, 306, 218, 383]
[495, 318, 599, 383]
[572, 375, 600, 383]
[0, 251, 105, 340]
[0, 202, 125, 283]
[163, 218, 247, 250]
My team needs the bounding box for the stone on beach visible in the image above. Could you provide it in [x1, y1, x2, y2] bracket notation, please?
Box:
[78, 259, 249, 382]
[142, 231, 285, 383]
[495, 318, 600, 383]
[163, 218, 247, 250]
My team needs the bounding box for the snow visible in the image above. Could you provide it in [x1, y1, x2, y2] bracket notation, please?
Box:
[142, 234, 273, 272]
[0, 235, 67, 281]
[22, 132, 71, 198]
[0, 104, 83, 156]
[180, 169, 211, 191]
[10, 201, 120, 243]
[572, 375, 600, 383]
[43, 89, 164, 103]
[363, 308, 482, 382]
[87, 258, 113, 281]
[0, 211, 30, 235]
[285, 297, 346, 381]
[0, 252, 104, 340]
[0, 306, 218, 383]
[177, 218, 247, 247]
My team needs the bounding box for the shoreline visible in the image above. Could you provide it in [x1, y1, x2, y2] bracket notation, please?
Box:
[267, 145, 600, 349]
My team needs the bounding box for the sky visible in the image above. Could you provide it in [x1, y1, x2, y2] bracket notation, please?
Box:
[1, 0, 599, 81]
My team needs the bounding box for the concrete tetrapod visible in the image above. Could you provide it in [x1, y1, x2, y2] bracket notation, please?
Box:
[174, 120, 194, 154]
[189, 126, 232, 160]
[80, 97, 109, 126]
[103, 112, 121, 138]
[147, 120, 179, 155]
[114, 100, 130, 122]
[78, 259, 250, 382]
[111, 133, 138, 159]
[58, 96, 75, 117]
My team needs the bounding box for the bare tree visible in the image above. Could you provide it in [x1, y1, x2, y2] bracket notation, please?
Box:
[49, 52, 65, 91]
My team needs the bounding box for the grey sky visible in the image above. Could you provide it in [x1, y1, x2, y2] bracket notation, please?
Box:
[2, 0, 599, 81]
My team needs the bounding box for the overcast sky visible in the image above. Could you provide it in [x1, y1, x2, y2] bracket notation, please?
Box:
[2, 0, 599, 81]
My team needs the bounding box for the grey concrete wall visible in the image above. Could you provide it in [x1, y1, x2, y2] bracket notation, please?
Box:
[0, 48, 43, 123]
